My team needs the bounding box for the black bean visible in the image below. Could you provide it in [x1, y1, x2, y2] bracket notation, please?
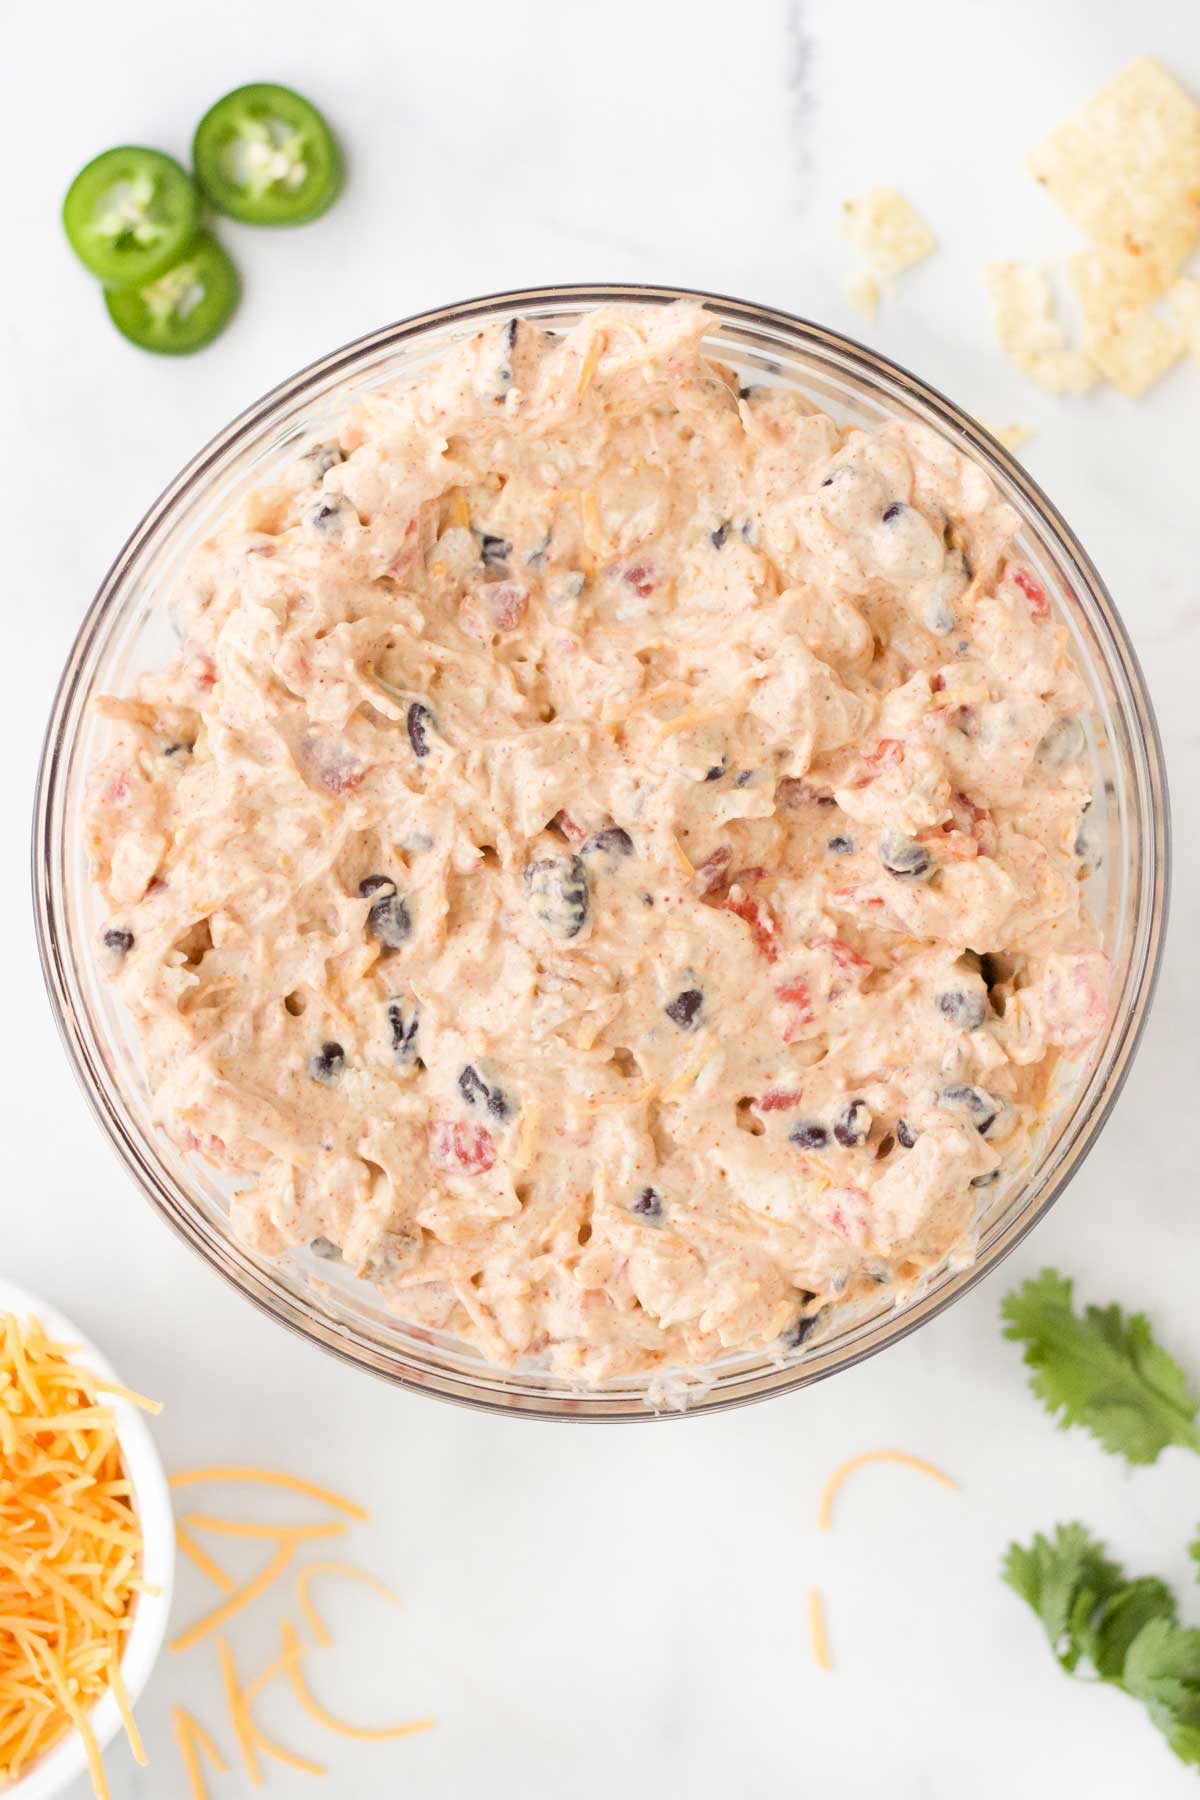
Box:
[310, 1041, 345, 1081]
[581, 826, 634, 859]
[710, 521, 730, 549]
[936, 989, 987, 1030]
[833, 1100, 871, 1148]
[734, 771, 754, 788]
[406, 701, 436, 759]
[525, 855, 589, 940]
[782, 1310, 820, 1348]
[896, 1118, 919, 1149]
[704, 764, 727, 782]
[305, 497, 350, 534]
[301, 442, 345, 477]
[878, 831, 932, 880]
[826, 835, 855, 855]
[737, 384, 762, 400]
[939, 1084, 1000, 1136]
[631, 1186, 663, 1221]
[162, 740, 193, 758]
[881, 501, 906, 524]
[459, 1065, 489, 1107]
[789, 1119, 829, 1151]
[971, 1168, 1000, 1188]
[386, 1000, 419, 1062]
[664, 989, 703, 1031]
[1037, 716, 1087, 769]
[103, 927, 134, 954]
[309, 1235, 342, 1260]
[359, 876, 411, 949]
[924, 596, 957, 636]
[479, 532, 512, 569]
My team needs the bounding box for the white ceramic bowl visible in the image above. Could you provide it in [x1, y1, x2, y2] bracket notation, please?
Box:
[0, 1278, 174, 1800]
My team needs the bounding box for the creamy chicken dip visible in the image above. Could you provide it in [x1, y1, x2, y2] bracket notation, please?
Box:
[86, 303, 1109, 1382]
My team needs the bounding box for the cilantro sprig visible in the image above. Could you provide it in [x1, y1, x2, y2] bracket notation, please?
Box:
[1003, 1525, 1200, 1770]
[1001, 1269, 1200, 1464]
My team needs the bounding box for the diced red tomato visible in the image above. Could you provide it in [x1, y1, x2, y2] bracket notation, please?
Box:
[757, 1088, 805, 1112]
[774, 977, 814, 1018]
[622, 562, 656, 598]
[724, 890, 780, 961]
[477, 581, 529, 634]
[917, 826, 979, 861]
[828, 938, 870, 976]
[1012, 566, 1050, 621]
[859, 738, 906, 788]
[696, 845, 732, 894]
[831, 886, 886, 912]
[429, 1119, 496, 1176]
[184, 648, 216, 691]
[778, 777, 834, 810]
[554, 811, 586, 845]
[100, 773, 129, 806]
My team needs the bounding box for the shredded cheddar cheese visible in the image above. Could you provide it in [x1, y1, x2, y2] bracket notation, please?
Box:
[817, 1450, 958, 1531]
[171, 1705, 227, 1800]
[576, 331, 607, 397]
[171, 1539, 296, 1654]
[807, 1588, 832, 1671]
[175, 1524, 234, 1592]
[168, 1466, 370, 1520]
[279, 1618, 433, 1742]
[297, 1561, 400, 1650]
[0, 1313, 157, 1796]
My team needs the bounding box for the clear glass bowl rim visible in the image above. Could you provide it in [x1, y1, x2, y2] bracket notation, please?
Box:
[33, 281, 1171, 1423]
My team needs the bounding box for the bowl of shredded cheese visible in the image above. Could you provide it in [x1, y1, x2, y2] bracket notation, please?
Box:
[0, 1279, 173, 1799]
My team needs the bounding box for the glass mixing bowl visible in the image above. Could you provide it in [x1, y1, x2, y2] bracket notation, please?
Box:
[33, 284, 1169, 1421]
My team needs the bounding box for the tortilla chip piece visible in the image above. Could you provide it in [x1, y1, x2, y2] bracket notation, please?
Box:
[1068, 245, 1166, 328]
[1017, 350, 1099, 395]
[982, 421, 1034, 453]
[984, 261, 1099, 393]
[1027, 57, 1200, 287]
[1084, 311, 1185, 396]
[1167, 275, 1200, 360]
[986, 261, 1065, 354]
[841, 188, 935, 278]
[845, 272, 881, 322]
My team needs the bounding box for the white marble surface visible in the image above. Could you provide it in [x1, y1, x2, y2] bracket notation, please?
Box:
[3, 1, 1199, 1794]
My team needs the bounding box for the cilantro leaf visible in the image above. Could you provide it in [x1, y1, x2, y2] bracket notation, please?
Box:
[1005, 1524, 1200, 1773]
[1081, 1577, 1179, 1680]
[1001, 1522, 1127, 1670]
[1001, 1268, 1200, 1464]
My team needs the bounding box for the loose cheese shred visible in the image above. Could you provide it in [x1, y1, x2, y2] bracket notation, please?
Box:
[280, 1618, 433, 1742]
[512, 1102, 540, 1172]
[817, 1450, 958, 1531]
[0, 1313, 153, 1796]
[219, 1630, 326, 1778]
[567, 1082, 659, 1118]
[168, 1466, 370, 1521]
[170, 1540, 296, 1655]
[175, 1524, 235, 1592]
[297, 1561, 401, 1650]
[217, 1636, 262, 1786]
[181, 1512, 348, 1543]
[576, 331, 607, 397]
[171, 1706, 227, 1800]
[807, 1588, 832, 1671]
